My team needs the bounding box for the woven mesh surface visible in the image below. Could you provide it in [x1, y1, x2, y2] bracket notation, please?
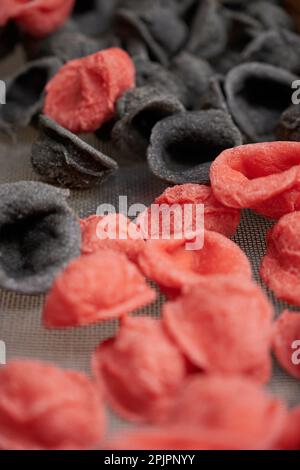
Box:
[0, 48, 299, 442]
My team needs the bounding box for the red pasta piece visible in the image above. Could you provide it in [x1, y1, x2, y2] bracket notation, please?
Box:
[137, 184, 241, 239]
[272, 310, 300, 379]
[163, 276, 273, 382]
[80, 214, 145, 262]
[275, 406, 300, 450]
[210, 142, 300, 219]
[0, 0, 75, 38]
[138, 230, 252, 297]
[167, 375, 287, 450]
[92, 316, 188, 424]
[44, 48, 135, 133]
[43, 251, 156, 328]
[261, 213, 300, 305]
[0, 360, 105, 450]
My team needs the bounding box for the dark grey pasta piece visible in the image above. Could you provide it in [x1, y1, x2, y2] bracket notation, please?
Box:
[186, 0, 228, 60]
[210, 51, 242, 76]
[277, 105, 300, 141]
[243, 29, 300, 75]
[112, 86, 185, 160]
[24, 23, 103, 63]
[220, 0, 279, 10]
[134, 58, 188, 106]
[246, 1, 295, 31]
[116, 85, 184, 119]
[147, 110, 242, 184]
[72, 0, 117, 35]
[116, 86, 152, 119]
[210, 10, 262, 74]
[31, 115, 118, 189]
[119, 0, 152, 11]
[168, 0, 196, 16]
[0, 57, 62, 133]
[115, 6, 187, 65]
[139, 6, 187, 57]
[224, 10, 262, 51]
[198, 76, 229, 114]
[225, 62, 297, 142]
[124, 37, 149, 61]
[121, 0, 193, 14]
[170, 52, 214, 110]
[219, 0, 249, 8]
[0, 181, 81, 294]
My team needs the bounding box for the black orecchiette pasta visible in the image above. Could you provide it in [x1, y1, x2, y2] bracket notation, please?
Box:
[171, 0, 196, 17]
[170, 52, 214, 110]
[198, 76, 229, 114]
[225, 62, 297, 142]
[0, 57, 62, 133]
[134, 58, 188, 106]
[0, 181, 81, 294]
[246, 1, 295, 31]
[72, 0, 117, 35]
[115, 5, 187, 65]
[124, 37, 149, 61]
[147, 110, 242, 184]
[186, 0, 228, 60]
[24, 22, 103, 63]
[112, 86, 185, 160]
[31, 116, 118, 189]
[210, 10, 262, 74]
[243, 29, 300, 75]
[122, 0, 195, 16]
